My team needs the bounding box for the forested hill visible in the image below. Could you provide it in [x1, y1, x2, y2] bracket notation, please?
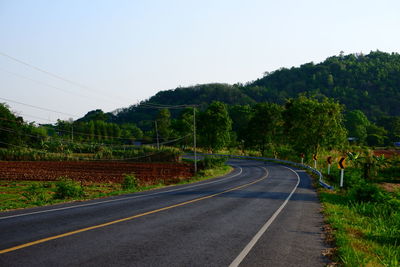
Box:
[111, 51, 400, 123]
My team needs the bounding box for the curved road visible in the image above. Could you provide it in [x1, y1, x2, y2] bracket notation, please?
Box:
[0, 159, 329, 266]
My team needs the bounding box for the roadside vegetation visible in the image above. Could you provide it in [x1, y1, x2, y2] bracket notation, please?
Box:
[314, 151, 400, 266]
[1, 54, 400, 265]
[0, 156, 231, 211]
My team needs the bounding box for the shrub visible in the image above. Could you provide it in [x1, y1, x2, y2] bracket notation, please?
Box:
[54, 177, 84, 199]
[348, 182, 388, 203]
[122, 173, 138, 190]
[22, 183, 50, 205]
[199, 156, 226, 169]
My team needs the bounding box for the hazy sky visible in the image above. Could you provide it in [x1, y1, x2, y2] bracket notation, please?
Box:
[1, 0, 399, 123]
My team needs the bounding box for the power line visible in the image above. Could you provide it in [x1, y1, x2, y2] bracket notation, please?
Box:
[0, 51, 132, 104]
[0, 97, 79, 117]
[0, 122, 191, 148]
[0, 67, 122, 105]
[0, 135, 187, 162]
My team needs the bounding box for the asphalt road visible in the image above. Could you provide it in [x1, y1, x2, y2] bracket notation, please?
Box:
[0, 159, 329, 266]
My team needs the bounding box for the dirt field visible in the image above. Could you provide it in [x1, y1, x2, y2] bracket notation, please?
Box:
[0, 161, 194, 185]
[373, 150, 400, 158]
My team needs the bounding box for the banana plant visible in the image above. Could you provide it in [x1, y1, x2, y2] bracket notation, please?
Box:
[346, 150, 388, 180]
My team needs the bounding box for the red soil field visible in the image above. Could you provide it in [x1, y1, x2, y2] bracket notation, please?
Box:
[373, 150, 400, 158]
[0, 161, 194, 185]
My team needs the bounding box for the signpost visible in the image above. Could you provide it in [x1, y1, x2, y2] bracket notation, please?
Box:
[327, 156, 332, 175]
[338, 157, 346, 187]
[300, 153, 305, 165]
[312, 154, 317, 169]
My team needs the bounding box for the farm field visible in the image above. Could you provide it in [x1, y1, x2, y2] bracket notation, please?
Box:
[0, 161, 193, 184]
[0, 159, 231, 211]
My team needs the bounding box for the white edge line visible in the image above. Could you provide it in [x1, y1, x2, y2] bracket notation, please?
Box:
[0, 165, 243, 220]
[229, 166, 300, 267]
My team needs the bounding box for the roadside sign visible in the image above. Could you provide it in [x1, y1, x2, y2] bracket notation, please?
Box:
[338, 157, 346, 169]
[312, 154, 317, 169]
[300, 153, 305, 158]
[327, 156, 332, 175]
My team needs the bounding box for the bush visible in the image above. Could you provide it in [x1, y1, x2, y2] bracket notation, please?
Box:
[122, 173, 138, 190]
[54, 177, 84, 199]
[199, 156, 226, 169]
[22, 183, 50, 205]
[348, 182, 388, 203]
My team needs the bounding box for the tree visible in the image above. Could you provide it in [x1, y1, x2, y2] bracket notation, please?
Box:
[156, 109, 171, 140]
[0, 103, 25, 147]
[229, 105, 253, 147]
[366, 124, 387, 146]
[283, 96, 347, 157]
[376, 116, 400, 143]
[198, 101, 232, 152]
[345, 110, 370, 144]
[172, 108, 195, 148]
[246, 103, 283, 156]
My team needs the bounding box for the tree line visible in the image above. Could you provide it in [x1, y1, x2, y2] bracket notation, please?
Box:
[110, 51, 400, 135]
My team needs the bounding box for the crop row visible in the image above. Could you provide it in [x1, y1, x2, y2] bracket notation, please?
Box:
[0, 161, 194, 184]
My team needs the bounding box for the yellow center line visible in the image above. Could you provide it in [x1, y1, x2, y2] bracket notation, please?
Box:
[0, 169, 269, 254]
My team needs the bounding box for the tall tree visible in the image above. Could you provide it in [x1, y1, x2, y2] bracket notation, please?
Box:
[345, 110, 370, 144]
[283, 96, 347, 156]
[229, 105, 253, 146]
[246, 103, 283, 156]
[156, 109, 172, 140]
[198, 101, 232, 152]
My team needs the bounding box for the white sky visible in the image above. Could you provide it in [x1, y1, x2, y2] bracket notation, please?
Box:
[1, 0, 399, 124]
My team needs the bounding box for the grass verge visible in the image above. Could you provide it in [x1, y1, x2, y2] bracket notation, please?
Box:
[319, 187, 400, 267]
[0, 164, 233, 212]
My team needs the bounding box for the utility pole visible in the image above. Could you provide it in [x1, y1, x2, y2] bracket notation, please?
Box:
[71, 125, 74, 142]
[155, 120, 160, 150]
[193, 107, 197, 173]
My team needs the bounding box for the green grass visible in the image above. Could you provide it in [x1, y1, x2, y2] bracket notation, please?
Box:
[319, 189, 400, 266]
[0, 165, 233, 212]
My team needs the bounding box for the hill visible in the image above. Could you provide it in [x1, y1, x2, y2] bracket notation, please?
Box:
[102, 50, 400, 124]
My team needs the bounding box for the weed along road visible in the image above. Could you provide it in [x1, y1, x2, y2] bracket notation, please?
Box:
[0, 159, 329, 266]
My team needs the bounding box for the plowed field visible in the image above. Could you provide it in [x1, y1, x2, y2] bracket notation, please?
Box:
[0, 161, 194, 185]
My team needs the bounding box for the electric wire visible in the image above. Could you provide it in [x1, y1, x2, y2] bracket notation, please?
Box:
[0, 97, 79, 118]
[0, 67, 123, 105]
[0, 136, 188, 162]
[0, 125, 191, 149]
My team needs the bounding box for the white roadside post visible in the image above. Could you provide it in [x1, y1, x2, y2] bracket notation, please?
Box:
[340, 169, 344, 187]
[300, 153, 304, 165]
[327, 156, 332, 175]
[338, 157, 346, 187]
[313, 154, 317, 169]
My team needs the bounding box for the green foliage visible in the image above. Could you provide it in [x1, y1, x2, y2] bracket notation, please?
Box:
[198, 156, 226, 169]
[111, 51, 400, 128]
[348, 182, 388, 203]
[122, 173, 138, 190]
[22, 183, 50, 205]
[283, 96, 347, 156]
[156, 109, 172, 140]
[198, 101, 232, 152]
[320, 163, 400, 266]
[347, 151, 389, 180]
[54, 177, 84, 199]
[246, 103, 283, 156]
[366, 124, 388, 146]
[345, 110, 370, 144]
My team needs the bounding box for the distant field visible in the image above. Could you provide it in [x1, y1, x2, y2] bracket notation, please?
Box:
[0, 161, 194, 185]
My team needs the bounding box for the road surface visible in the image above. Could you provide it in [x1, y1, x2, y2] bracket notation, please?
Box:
[0, 159, 329, 266]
